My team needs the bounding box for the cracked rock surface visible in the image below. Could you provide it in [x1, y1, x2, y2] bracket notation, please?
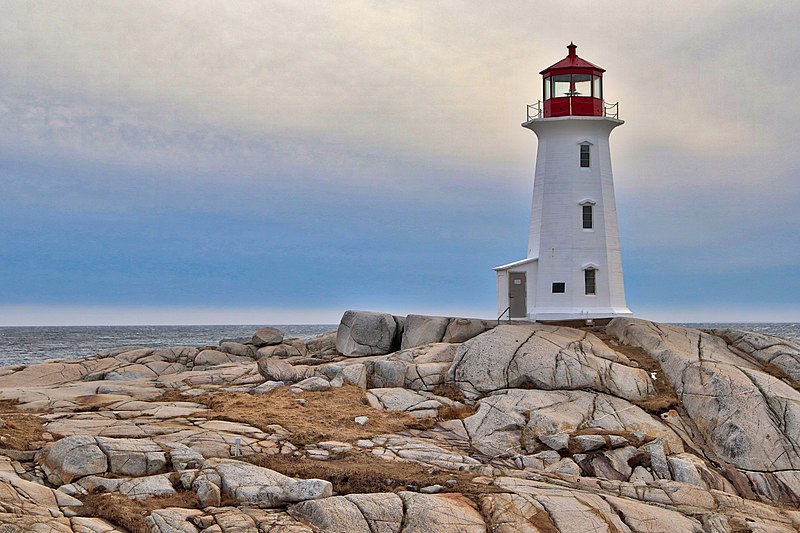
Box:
[449, 324, 655, 401]
[1, 313, 800, 531]
[608, 318, 800, 506]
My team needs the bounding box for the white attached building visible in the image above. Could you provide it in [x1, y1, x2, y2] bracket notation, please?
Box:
[495, 44, 632, 321]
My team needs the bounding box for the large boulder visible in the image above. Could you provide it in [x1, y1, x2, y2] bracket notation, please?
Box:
[305, 332, 338, 357]
[43, 436, 171, 485]
[448, 324, 655, 401]
[369, 343, 458, 391]
[95, 437, 168, 478]
[252, 327, 284, 347]
[43, 435, 108, 485]
[257, 341, 306, 359]
[118, 473, 176, 499]
[443, 317, 492, 343]
[218, 341, 256, 358]
[194, 349, 251, 366]
[146, 508, 205, 532]
[194, 458, 332, 508]
[401, 315, 450, 349]
[290, 491, 485, 533]
[313, 362, 368, 388]
[289, 493, 402, 533]
[257, 358, 301, 383]
[336, 311, 400, 357]
[367, 387, 463, 418]
[398, 491, 486, 532]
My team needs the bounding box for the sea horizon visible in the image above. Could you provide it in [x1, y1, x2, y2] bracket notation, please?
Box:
[1, 321, 797, 367]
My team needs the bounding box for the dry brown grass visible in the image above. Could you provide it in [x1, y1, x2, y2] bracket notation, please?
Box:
[180, 386, 435, 446]
[432, 383, 466, 403]
[0, 408, 50, 451]
[243, 451, 497, 498]
[0, 399, 22, 411]
[594, 330, 681, 415]
[527, 508, 561, 533]
[438, 403, 478, 421]
[80, 492, 200, 533]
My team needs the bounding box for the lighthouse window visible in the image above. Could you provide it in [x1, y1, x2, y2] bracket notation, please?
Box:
[582, 205, 593, 229]
[585, 269, 597, 295]
[593, 75, 602, 99]
[553, 75, 571, 97]
[572, 74, 591, 97]
[580, 144, 590, 167]
[552, 282, 566, 293]
[544, 77, 551, 100]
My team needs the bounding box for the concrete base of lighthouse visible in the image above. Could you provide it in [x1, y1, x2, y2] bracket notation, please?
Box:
[494, 259, 632, 322]
[526, 307, 633, 321]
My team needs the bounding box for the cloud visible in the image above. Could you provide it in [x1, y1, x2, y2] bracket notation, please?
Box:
[1, 1, 799, 322]
[3, 2, 798, 182]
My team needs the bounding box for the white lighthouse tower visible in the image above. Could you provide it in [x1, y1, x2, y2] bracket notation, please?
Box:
[495, 43, 632, 321]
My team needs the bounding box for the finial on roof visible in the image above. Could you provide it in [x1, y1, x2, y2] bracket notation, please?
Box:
[567, 42, 577, 57]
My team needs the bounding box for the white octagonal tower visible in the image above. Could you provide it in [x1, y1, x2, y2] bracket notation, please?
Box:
[495, 43, 632, 321]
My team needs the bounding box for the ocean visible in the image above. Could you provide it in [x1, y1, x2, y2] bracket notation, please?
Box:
[0, 325, 337, 366]
[0, 322, 797, 367]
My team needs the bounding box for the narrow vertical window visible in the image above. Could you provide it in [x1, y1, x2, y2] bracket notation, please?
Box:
[582, 205, 593, 229]
[592, 75, 602, 99]
[584, 269, 596, 295]
[580, 144, 590, 167]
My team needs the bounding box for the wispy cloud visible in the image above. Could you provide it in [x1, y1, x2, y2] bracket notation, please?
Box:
[0, 1, 798, 323]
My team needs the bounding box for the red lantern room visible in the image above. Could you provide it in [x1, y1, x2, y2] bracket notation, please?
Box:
[540, 43, 605, 118]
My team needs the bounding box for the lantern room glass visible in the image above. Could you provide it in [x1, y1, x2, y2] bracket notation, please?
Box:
[545, 74, 603, 100]
[552, 75, 570, 98]
[572, 74, 591, 97]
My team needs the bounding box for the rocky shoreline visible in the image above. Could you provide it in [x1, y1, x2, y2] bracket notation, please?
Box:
[1, 312, 799, 531]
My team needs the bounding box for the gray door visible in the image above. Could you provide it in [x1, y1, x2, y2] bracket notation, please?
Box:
[509, 272, 527, 318]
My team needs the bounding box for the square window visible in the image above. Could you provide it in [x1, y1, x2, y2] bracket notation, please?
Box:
[580, 144, 590, 167]
[552, 282, 566, 293]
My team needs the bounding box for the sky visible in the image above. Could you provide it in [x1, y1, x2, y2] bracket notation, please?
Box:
[0, 1, 799, 325]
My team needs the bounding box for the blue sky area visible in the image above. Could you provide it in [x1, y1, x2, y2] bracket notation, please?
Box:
[1, 2, 799, 325]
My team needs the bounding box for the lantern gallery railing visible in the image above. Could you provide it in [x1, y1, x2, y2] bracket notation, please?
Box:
[527, 102, 542, 121]
[526, 100, 620, 121]
[603, 101, 619, 119]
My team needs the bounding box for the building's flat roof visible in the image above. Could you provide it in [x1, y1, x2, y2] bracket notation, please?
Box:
[493, 257, 539, 271]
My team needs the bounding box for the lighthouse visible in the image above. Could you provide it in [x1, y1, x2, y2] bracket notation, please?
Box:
[495, 43, 632, 321]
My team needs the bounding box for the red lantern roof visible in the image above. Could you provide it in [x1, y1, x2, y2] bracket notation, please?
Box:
[540, 43, 605, 76]
[534, 43, 610, 119]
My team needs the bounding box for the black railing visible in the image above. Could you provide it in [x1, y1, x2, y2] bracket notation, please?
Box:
[603, 101, 619, 119]
[498, 306, 511, 324]
[526, 100, 620, 120]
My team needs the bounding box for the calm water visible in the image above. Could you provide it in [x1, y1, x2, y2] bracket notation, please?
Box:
[0, 325, 337, 366]
[675, 323, 800, 340]
[0, 322, 797, 367]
